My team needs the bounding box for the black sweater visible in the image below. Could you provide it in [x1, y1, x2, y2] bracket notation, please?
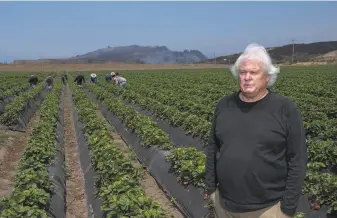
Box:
[205, 90, 307, 217]
[28, 76, 38, 85]
[74, 75, 85, 85]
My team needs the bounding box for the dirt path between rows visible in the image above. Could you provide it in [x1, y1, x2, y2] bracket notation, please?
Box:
[63, 85, 88, 218]
[95, 110, 184, 218]
[0, 111, 41, 197]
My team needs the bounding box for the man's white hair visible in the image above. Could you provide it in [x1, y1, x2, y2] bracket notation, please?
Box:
[230, 43, 280, 87]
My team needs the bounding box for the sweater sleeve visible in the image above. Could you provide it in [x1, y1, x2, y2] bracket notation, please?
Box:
[280, 103, 308, 216]
[204, 104, 220, 194]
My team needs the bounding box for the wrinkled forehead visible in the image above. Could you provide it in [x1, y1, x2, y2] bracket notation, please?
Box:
[239, 58, 264, 72]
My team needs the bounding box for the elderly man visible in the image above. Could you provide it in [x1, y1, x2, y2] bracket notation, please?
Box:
[204, 43, 307, 218]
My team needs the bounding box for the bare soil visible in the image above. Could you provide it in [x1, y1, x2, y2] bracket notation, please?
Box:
[0, 111, 40, 197]
[95, 110, 184, 218]
[64, 85, 88, 218]
[0, 63, 226, 73]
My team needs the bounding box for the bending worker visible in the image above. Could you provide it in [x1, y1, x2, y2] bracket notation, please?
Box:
[74, 74, 85, 87]
[105, 72, 112, 82]
[45, 76, 53, 90]
[112, 72, 127, 88]
[61, 74, 67, 85]
[89, 73, 98, 83]
[28, 75, 38, 88]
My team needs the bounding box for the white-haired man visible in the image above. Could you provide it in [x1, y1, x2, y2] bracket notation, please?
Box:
[204, 43, 307, 218]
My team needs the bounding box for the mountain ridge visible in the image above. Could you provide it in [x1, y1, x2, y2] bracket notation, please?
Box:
[201, 40, 337, 64]
[12, 45, 208, 65]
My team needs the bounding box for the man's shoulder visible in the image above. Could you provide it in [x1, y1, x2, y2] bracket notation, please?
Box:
[216, 92, 238, 108]
[269, 91, 299, 113]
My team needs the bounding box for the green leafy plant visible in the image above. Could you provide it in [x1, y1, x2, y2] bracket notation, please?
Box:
[85, 83, 173, 150]
[166, 147, 206, 188]
[0, 77, 62, 217]
[70, 80, 167, 217]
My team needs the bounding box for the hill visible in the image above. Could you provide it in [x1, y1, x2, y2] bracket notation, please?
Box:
[12, 45, 208, 65]
[201, 41, 337, 65]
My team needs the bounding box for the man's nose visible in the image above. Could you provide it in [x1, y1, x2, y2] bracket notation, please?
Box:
[244, 73, 251, 80]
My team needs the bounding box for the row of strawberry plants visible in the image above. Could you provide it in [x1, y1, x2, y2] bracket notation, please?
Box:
[98, 82, 211, 144]
[126, 79, 334, 120]
[0, 82, 30, 101]
[303, 165, 337, 214]
[87, 68, 337, 215]
[0, 74, 49, 92]
[125, 73, 337, 214]
[123, 68, 337, 140]
[0, 79, 26, 92]
[69, 81, 167, 217]
[125, 82, 337, 141]
[78, 75, 213, 216]
[164, 138, 337, 186]
[165, 145, 337, 215]
[89, 76, 212, 190]
[0, 83, 45, 125]
[121, 83, 217, 121]
[87, 80, 211, 189]
[85, 83, 174, 149]
[88, 80, 212, 196]
[0, 80, 63, 217]
[99, 80, 337, 146]
[138, 83, 336, 125]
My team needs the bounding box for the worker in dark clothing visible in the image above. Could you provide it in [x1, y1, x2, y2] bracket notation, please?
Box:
[204, 43, 307, 218]
[105, 72, 112, 82]
[74, 74, 85, 87]
[61, 74, 67, 85]
[45, 76, 53, 90]
[28, 75, 38, 88]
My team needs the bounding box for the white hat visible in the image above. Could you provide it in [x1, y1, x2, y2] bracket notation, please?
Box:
[91, 73, 97, 78]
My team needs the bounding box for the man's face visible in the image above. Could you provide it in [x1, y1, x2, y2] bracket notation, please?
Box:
[238, 59, 270, 96]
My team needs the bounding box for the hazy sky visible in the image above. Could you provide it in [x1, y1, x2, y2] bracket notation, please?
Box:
[1, 1, 337, 62]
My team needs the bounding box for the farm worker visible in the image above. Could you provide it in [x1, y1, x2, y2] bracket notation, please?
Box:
[89, 73, 98, 83]
[111, 72, 116, 82]
[105, 72, 113, 82]
[112, 72, 127, 88]
[74, 74, 85, 87]
[45, 76, 53, 90]
[61, 74, 67, 85]
[204, 43, 307, 218]
[28, 75, 38, 88]
[61, 76, 66, 85]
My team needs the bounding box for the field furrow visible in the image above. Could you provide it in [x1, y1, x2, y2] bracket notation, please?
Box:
[69, 80, 171, 217]
[0, 64, 336, 218]
[0, 78, 65, 217]
[63, 85, 88, 218]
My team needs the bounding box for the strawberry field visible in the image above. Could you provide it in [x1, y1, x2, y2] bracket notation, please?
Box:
[0, 65, 336, 218]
